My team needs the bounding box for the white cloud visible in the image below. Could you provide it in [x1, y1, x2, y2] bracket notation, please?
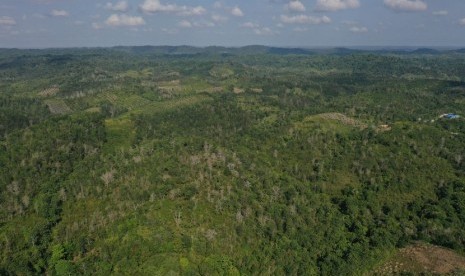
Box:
[349, 26, 368, 32]
[240, 21, 275, 35]
[105, 14, 145, 26]
[254, 27, 274, 36]
[105, 1, 129, 12]
[178, 19, 214, 28]
[0, 16, 16, 26]
[432, 10, 448, 16]
[212, 14, 228, 23]
[286, 1, 306, 12]
[140, 0, 179, 13]
[460, 18, 465, 26]
[178, 20, 192, 28]
[384, 0, 427, 12]
[140, 0, 206, 16]
[315, 0, 360, 12]
[280, 14, 331, 24]
[179, 6, 206, 16]
[50, 9, 69, 17]
[231, 6, 244, 17]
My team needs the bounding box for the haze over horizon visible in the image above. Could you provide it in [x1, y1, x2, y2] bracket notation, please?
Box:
[1, 0, 465, 48]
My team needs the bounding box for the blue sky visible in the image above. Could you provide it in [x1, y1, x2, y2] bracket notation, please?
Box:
[0, 0, 464, 48]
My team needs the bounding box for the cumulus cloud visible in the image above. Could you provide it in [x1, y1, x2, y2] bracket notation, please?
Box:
[140, 0, 206, 16]
[384, 0, 427, 12]
[0, 16, 16, 26]
[105, 14, 145, 26]
[280, 14, 331, 24]
[460, 18, 465, 26]
[178, 19, 215, 28]
[240, 21, 275, 35]
[254, 27, 274, 36]
[315, 0, 360, 12]
[178, 20, 192, 28]
[231, 6, 244, 17]
[105, 1, 129, 12]
[179, 6, 207, 16]
[349, 26, 368, 32]
[286, 1, 306, 12]
[212, 14, 228, 23]
[50, 9, 69, 17]
[432, 10, 448, 16]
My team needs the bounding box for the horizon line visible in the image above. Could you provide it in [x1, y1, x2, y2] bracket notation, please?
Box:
[1, 45, 464, 51]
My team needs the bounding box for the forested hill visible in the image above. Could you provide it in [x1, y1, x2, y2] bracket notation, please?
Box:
[1, 45, 464, 57]
[1, 47, 465, 275]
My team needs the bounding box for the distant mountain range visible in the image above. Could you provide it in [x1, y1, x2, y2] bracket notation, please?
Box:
[110, 45, 465, 56]
[2, 45, 465, 56]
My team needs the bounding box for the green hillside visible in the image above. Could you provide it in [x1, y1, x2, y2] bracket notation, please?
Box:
[1, 47, 465, 275]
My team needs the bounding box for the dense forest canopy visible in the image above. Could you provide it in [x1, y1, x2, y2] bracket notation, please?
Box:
[1, 46, 465, 275]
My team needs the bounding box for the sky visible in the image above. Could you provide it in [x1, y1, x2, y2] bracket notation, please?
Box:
[0, 0, 465, 48]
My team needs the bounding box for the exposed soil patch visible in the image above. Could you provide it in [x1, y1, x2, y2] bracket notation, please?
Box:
[371, 243, 465, 275]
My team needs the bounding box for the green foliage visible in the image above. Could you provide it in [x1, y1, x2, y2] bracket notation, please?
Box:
[1, 48, 465, 275]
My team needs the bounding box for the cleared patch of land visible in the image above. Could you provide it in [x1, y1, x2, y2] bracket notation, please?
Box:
[44, 99, 72, 114]
[38, 86, 59, 97]
[371, 243, 465, 275]
[315, 112, 367, 129]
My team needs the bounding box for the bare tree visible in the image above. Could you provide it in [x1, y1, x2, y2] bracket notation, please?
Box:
[205, 229, 217, 241]
[101, 170, 115, 187]
[174, 211, 182, 227]
[236, 210, 243, 224]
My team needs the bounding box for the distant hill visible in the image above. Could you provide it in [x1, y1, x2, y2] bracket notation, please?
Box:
[410, 48, 441, 55]
[110, 45, 315, 56]
[451, 48, 465, 54]
[3, 45, 465, 57]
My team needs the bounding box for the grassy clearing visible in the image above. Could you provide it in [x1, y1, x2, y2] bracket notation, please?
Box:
[293, 113, 361, 134]
[100, 92, 152, 110]
[104, 118, 134, 152]
[122, 95, 152, 110]
[370, 242, 465, 275]
[85, 107, 101, 113]
[314, 113, 368, 129]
